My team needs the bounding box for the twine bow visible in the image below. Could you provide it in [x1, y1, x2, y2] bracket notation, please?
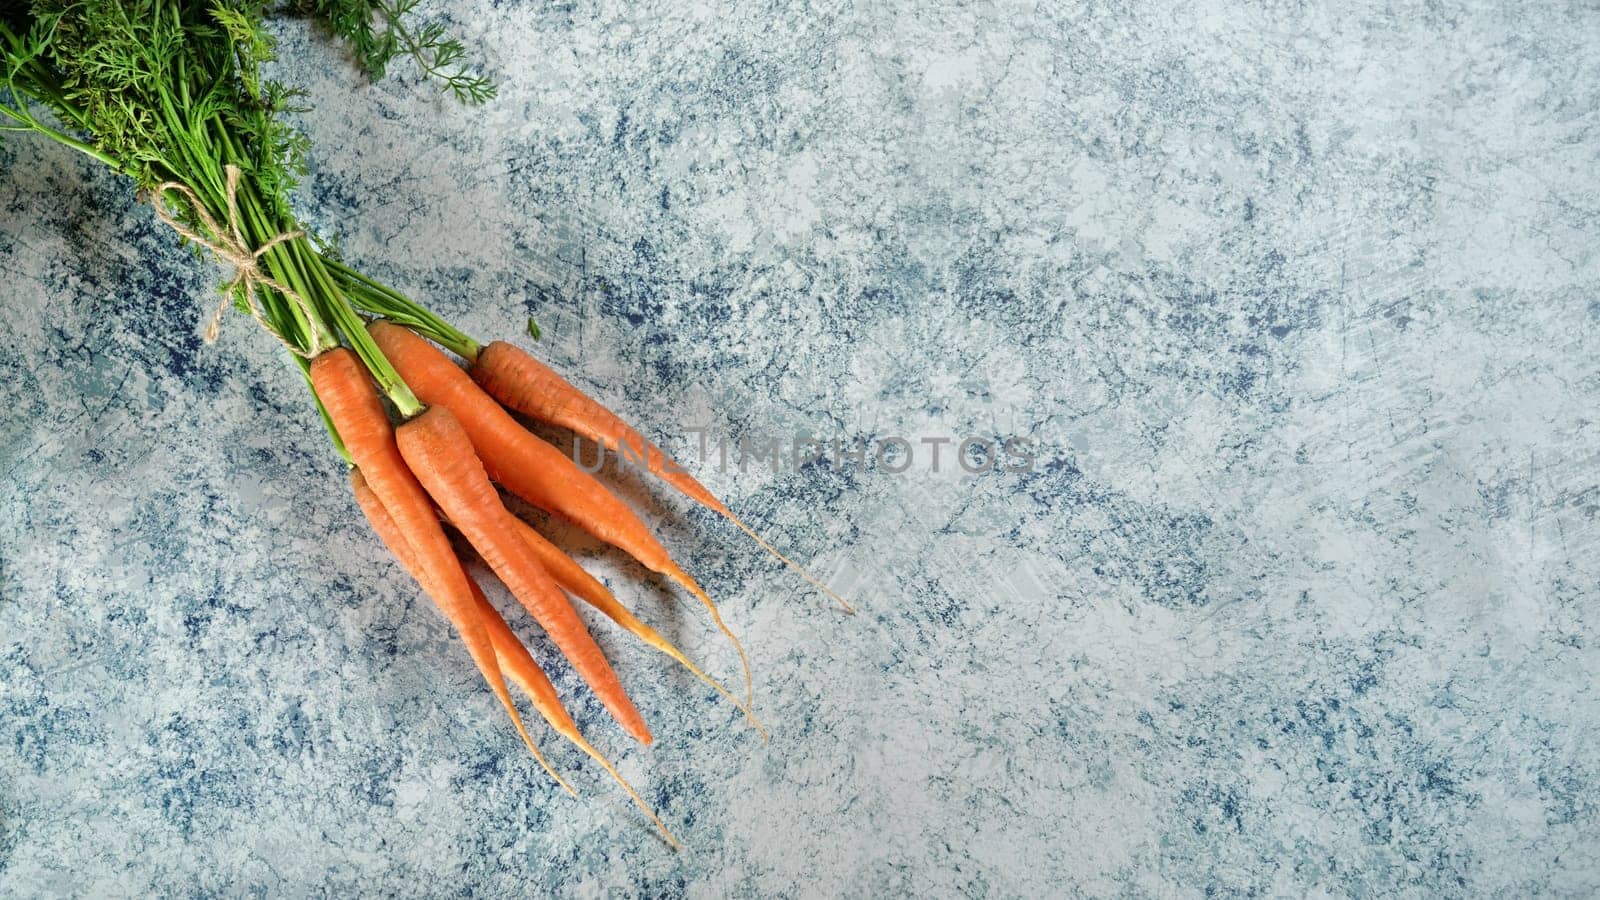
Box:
[149, 164, 325, 357]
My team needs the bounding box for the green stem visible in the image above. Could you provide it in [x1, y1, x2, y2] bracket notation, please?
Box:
[268, 240, 336, 350]
[204, 123, 420, 417]
[224, 166, 328, 352]
[294, 240, 424, 418]
[0, 25, 116, 167]
[209, 120, 335, 354]
[320, 256, 481, 360]
[0, 102, 123, 170]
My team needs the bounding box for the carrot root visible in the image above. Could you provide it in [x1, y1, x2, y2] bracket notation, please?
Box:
[396, 405, 653, 744]
[665, 564, 755, 710]
[502, 690, 576, 796]
[373, 321, 753, 717]
[482, 588, 680, 848]
[570, 733, 681, 851]
[507, 516, 767, 741]
[348, 467, 573, 795]
[646, 630, 768, 744]
[473, 337, 854, 612]
[724, 514, 855, 614]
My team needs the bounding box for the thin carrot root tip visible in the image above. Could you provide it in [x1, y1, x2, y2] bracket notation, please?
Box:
[742, 705, 770, 745]
[666, 646, 768, 742]
[703, 672, 768, 743]
[575, 736, 681, 850]
[722, 612, 755, 712]
[501, 659, 575, 795]
[728, 513, 856, 614]
[524, 733, 577, 797]
[666, 563, 755, 708]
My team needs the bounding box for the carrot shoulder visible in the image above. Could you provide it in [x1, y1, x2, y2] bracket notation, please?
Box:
[393, 404, 652, 745]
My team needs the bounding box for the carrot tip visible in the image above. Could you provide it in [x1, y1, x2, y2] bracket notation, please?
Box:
[639, 601, 765, 740]
[726, 514, 856, 614]
[506, 691, 577, 796]
[672, 570, 756, 710]
[573, 734, 681, 849]
[678, 652, 768, 742]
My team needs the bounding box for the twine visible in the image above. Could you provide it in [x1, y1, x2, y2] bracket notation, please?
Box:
[149, 164, 324, 357]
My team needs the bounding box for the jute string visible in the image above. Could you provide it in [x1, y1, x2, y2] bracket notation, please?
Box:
[149, 164, 325, 357]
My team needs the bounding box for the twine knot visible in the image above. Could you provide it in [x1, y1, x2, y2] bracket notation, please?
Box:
[149, 164, 324, 357]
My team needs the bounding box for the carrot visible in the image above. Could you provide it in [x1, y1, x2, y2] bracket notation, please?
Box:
[477, 592, 681, 849]
[474, 339, 854, 613]
[392, 403, 653, 744]
[348, 469, 573, 795]
[353, 471, 677, 848]
[309, 348, 551, 779]
[472, 340, 726, 511]
[508, 515, 767, 741]
[369, 320, 755, 706]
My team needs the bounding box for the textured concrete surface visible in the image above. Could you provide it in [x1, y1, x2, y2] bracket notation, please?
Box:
[3, 0, 1599, 895]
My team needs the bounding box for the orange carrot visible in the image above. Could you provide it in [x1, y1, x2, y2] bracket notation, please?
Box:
[477, 593, 680, 849]
[393, 404, 652, 744]
[310, 349, 551, 776]
[355, 470, 678, 848]
[348, 469, 572, 795]
[473, 340, 726, 511]
[370, 320, 755, 706]
[508, 516, 766, 740]
[474, 339, 854, 613]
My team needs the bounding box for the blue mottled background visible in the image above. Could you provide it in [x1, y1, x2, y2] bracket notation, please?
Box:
[3, 0, 1599, 895]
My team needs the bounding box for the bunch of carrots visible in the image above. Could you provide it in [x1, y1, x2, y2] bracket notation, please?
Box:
[321, 318, 847, 846]
[0, 1, 849, 846]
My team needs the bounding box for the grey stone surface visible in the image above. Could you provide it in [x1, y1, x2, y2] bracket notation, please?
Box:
[3, 0, 1599, 895]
